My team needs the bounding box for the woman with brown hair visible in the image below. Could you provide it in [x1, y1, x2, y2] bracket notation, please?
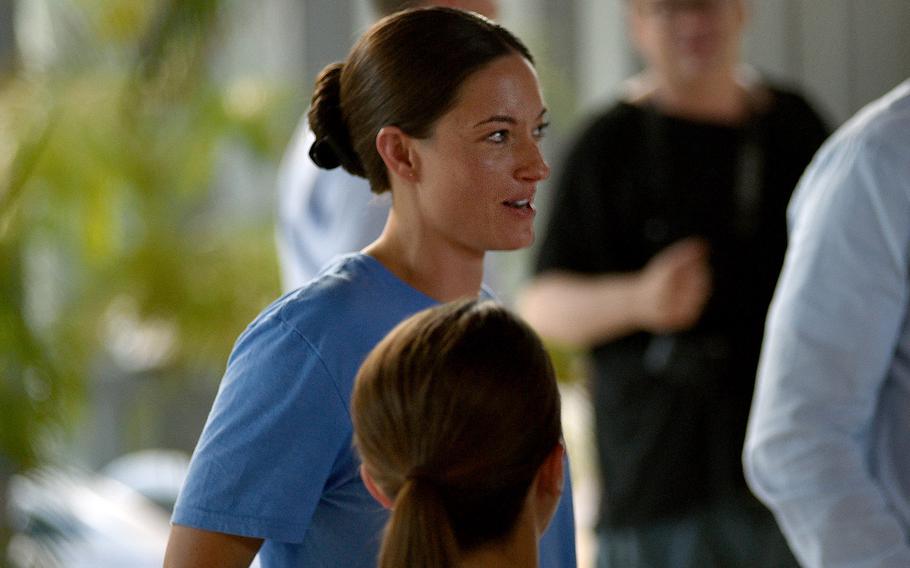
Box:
[165, 7, 575, 567]
[353, 299, 565, 568]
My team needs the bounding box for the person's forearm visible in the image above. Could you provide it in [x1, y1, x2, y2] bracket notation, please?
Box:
[164, 525, 262, 568]
[517, 271, 642, 348]
[744, 322, 910, 567]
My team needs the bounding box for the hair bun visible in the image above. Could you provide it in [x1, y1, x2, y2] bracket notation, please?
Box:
[309, 136, 342, 169]
[307, 62, 366, 177]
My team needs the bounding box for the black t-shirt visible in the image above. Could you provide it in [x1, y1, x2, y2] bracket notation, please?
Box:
[535, 86, 830, 528]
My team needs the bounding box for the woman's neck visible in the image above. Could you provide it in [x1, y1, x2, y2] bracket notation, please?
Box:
[363, 211, 485, 303]
[459, 519, 538, 568]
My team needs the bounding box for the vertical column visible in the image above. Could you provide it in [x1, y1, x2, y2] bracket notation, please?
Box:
[741, 0, 797, 81]
[797, 0, 851, 123]
[745, 0, 910, 125]
[575, 0, 634, 112]
[262, 0, 308, 86]
[541, 0, 580, 107]
[213, 0, 308, 86]
[303, 0, 354, 87]
[850, 0, 910, 112]
[0, 0, 14, 75]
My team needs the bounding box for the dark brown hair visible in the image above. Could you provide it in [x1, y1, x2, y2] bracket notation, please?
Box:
[307, 7, 533, 193]
[352, 300, 561, 568]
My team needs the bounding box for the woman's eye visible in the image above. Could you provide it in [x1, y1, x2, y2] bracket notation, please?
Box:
[533, 122, 550, 140]
[487, 130, 509, 143]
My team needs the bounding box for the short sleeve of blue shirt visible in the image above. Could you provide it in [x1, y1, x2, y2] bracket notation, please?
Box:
[172, 255, 436, 566]
[174, 308, 361, 541]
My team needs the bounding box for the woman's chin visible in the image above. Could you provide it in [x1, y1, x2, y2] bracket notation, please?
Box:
[492, 232, 534, 252]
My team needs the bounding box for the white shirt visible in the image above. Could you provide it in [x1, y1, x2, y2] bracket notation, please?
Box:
[275, 120, 391, 291]
[744, 79, 910, 568]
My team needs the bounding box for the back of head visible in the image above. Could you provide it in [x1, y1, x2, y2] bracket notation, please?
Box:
[352, 300, 561, 568]
[306, 7, 532, 193]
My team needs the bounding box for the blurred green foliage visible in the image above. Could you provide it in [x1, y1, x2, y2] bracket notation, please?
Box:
[0, 0, 297, 470]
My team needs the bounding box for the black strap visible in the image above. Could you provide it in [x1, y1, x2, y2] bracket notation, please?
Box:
[641, 101, 765, 241]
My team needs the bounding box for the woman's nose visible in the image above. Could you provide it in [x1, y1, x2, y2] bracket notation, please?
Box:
[517, 141, 550, 182]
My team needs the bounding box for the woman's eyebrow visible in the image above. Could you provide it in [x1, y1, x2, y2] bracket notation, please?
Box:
[474, 115, 516, 127]
[473, 108, 548, 128]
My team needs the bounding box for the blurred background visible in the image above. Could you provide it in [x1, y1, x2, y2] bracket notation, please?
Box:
[0, 0, 908, 566]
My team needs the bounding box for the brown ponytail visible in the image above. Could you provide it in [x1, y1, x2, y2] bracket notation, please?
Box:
[379, 477, 460, 568]
[353, 300, 561, 567]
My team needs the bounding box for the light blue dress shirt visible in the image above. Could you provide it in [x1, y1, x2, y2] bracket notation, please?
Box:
[274, 121, 390, 292]
[744, 79, 910, 568]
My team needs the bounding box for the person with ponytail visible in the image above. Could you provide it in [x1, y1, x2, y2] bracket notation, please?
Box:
[353, 300, 565, 568]
[165, 7, 576, 568]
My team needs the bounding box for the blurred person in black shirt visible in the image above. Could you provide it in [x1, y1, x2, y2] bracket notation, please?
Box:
[520, 0, 829, 566]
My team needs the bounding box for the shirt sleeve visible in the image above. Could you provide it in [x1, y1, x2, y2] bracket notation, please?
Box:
[172, 312, 351, 543]
[744, 121, 910, 567]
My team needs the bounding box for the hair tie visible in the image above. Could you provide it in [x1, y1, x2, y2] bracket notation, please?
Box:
[308, 136, 342, 169]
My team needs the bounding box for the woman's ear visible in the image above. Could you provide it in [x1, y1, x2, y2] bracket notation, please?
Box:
[538, 440, 565, 499]
[360, 464, 395, 510]
[376, 126, 418, 183]
[530, 440, 565, 534]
